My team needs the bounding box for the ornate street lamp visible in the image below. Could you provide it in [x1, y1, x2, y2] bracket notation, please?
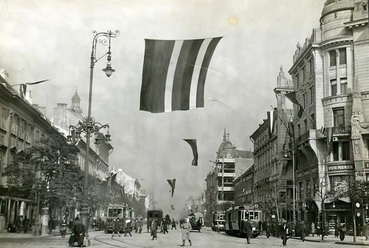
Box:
[67, 30, 119, 240]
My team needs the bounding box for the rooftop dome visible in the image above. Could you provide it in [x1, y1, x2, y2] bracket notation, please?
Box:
[72, 90, 81, 102]
[217, 129, 235, 158]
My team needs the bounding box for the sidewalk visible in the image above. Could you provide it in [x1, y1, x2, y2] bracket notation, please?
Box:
[292, 234, 369, 246]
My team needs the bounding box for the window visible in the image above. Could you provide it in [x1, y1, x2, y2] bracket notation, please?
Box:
[331, 80, 337, 96]
[332, 142, 350, 161]
[339, 48, 346, 65]
[310, 86, 314, 103]
[333, 108, 345, 127]
[310, 58, 314, 75]
[342, 142, 350, 160]
[340, 78, 347, 94]
[329, 50, 337, 67]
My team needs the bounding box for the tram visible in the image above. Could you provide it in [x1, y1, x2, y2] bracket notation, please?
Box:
[147, 209, 163, 230]
[105, 204, 126, 233]
[212, 211, 225, 232]
[224, 205, 263, 238]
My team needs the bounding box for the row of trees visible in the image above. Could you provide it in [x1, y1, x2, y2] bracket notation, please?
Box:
[4, 133, 133, 221]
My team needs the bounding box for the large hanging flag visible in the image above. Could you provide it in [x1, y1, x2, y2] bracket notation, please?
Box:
[140, 37, 222, 113]
[183, 139, 198, 166]
[167, 179, 176, 198]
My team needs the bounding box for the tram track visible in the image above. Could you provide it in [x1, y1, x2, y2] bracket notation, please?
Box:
[93, 234, 152, 248]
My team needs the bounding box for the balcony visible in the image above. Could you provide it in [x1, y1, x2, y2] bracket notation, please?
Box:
[217, 186, 234, 192]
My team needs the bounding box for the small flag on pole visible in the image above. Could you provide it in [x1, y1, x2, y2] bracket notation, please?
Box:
[183, 139, 198, 166]
[167, 179, 176, 198]
[140, 37, 222, 113]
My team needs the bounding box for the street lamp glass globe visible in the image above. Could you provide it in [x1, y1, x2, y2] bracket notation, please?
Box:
[102, 64, 115, 77]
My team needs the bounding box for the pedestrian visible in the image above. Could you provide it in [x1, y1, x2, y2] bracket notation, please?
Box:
[172, 218, 177, 230]
[364, 221, 369, 241]
[134, 218, 138, 233]
[181, 218, 192, 246]
[147, 219, 151, 233]
[244, 219, 252, 244]
[281, 222, 289, 246]
[111, 218, 121, 238]
[48, 216, 53, 234]
[32, 217, 40, 236]
[295, 221, 301, 238]
[68, 217, 86, 247]
[163, 218, 169, 234]
[334, 223, 339, 238]
[300, 221, 306, 242]
[23, 217, 30, 233]
[265, 222, 271, 238]
[339, 224, 346, 241]
[151, 220, 158, 240]
[324, 223, 329, 238]
[124, 219, 132, 237]
[60, 218, 67, 238]
[138, 218, 143, 234]
[15, 216, 21, 233]
[311, 222, 315, 237]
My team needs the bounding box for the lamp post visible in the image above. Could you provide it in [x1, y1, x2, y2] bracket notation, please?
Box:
[68, 30, 119, 238]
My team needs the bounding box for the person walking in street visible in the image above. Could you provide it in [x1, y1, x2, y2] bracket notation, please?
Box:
[339, 224, 346, 241]
[60, 218, 67, 238]
[364, 221, 369, 241]
[300, 221, 307, 242]
[244, 219, 252, 244]
[151, 220, 158, 240]
[181, 218, 192, 246]
[138, 218, 143, 234]
[265, 222, 271, 238]
[147, 219, 151, 233]
[163, 218, 169, 234]
[281, 222, 289, 246]
[311, 222, 315, 237]
[124, 219, 132, 237]
[171, 218, 177, 230]
[111, 218, 121, 238]
[334, 223, 339, 238]
[23, 217, 30, 233]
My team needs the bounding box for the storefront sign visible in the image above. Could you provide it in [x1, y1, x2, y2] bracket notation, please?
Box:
[328, 165, 353, 171]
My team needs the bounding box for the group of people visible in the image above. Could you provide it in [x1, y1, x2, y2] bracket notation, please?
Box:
[7, 216, 30, 233]
[111, 217, 145, 238]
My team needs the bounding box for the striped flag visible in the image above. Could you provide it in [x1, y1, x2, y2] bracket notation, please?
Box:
[140, 37, 222, 113]
[167, 179, 176, 198]
[183, 139, 198, 166]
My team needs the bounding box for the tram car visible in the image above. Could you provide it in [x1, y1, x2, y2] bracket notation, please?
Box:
[212, 211, 225, 232]
[147, 209, 163, 230]
[224, 205, 262, 238]
[105, 204, 126, 233]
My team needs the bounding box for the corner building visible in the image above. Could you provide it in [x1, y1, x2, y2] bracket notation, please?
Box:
[288, 0, 369, 232]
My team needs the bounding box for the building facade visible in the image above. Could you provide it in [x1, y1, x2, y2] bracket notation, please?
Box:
[288, 0, 369, 232]
[0, 71, 64, 232]
[250, 67, 295, 223]
[204, 130, 253, 225]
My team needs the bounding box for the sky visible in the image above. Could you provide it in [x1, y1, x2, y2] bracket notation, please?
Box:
[0, 0, 325, 216]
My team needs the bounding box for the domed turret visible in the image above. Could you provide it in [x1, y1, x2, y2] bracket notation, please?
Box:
[320, 0, 354, 41]
[71, 88, 82, 114]
[217, 129, 235, 158]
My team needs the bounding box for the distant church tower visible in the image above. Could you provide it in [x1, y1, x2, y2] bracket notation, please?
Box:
[71, 89, 82, 115]
[53, 88, 84, 132]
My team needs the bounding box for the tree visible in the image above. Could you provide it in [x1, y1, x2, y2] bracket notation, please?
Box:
[340, 179, 369, 242]
[4, 133, 84, 217]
